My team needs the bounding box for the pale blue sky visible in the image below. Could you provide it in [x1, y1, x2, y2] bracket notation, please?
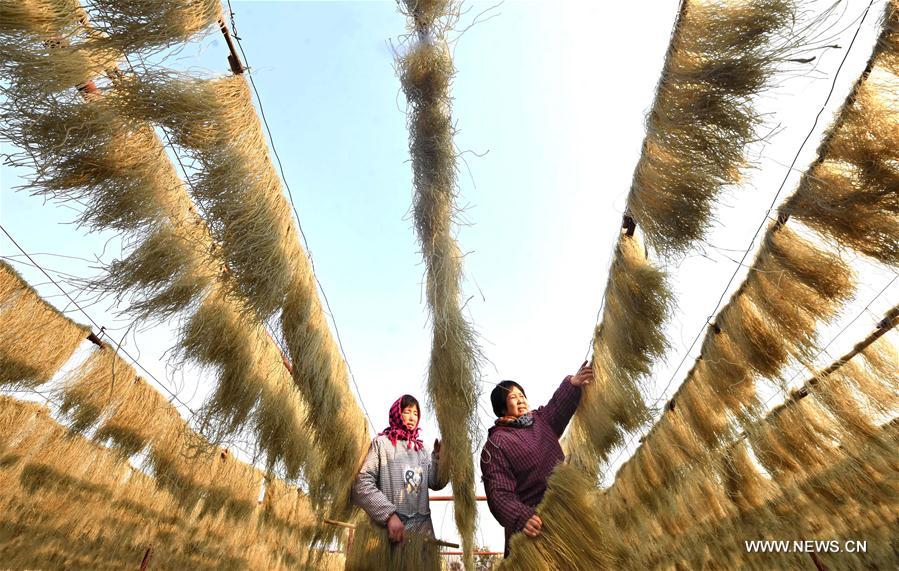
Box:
[2, 0, 896, 552]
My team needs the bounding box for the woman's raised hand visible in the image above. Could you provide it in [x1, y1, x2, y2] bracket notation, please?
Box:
[433, 439, 442, 462]
[569, 360, 594, 387]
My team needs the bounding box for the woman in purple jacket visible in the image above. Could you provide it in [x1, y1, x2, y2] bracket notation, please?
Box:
[480, 361, 593, 556]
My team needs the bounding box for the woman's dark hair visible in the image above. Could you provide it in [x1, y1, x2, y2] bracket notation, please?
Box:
[490, 380, 526, 417]
[399, 394, 420, 415]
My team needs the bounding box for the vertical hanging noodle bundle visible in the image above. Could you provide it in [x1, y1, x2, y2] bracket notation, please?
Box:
[0, 0, 118, 98]
[780, 0, 899, 266]
[110, 70, 368, 509]
[57, 346, 138, 432]
[574, 234, 673, 469]
[344, 518, 440, 571]
[628, 0, 796, 255]
[83, 0, 221, 55]
[0, 261, 89, 387]
[0, 4, 322, 485]
[398, 2, 481, 566]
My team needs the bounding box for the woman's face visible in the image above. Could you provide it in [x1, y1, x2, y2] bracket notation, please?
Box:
[400, 405, 419, 430]
[505, 387, 529, 418]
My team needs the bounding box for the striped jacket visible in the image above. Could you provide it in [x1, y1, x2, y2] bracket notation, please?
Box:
[352, 435, 447, 533]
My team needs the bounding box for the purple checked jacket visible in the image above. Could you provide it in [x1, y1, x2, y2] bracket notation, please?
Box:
[479, 378, 583, 556]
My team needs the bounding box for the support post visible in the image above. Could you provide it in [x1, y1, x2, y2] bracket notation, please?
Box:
[139, 546, 154, 571]
[809, 552, 828, 571]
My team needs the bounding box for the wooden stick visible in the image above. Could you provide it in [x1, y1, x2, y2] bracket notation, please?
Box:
[763, 303, 898, 417]
[217, 19, 245, 75]
[622, 215, 636, 237]
[322, 518, 355, 530]
[321, 519, 459, 548]
[809, 552, 829, 571]
[139, 546, 153, 571]
[346, 526, 356, 554]
[800, 304, 899, 392]
[86, 331, 105, 348]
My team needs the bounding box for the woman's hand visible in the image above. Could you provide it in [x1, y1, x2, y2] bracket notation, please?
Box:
[569, 360, 594, 387]
[386, 513, 405, 543]
[433, 439, 442, 462]
[523, 514, 543, 538]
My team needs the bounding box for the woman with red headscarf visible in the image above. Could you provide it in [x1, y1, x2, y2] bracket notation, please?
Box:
[352, 394, 447, 543]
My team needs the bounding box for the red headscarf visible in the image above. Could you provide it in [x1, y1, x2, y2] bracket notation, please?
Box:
[378, 395, 423, 451]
